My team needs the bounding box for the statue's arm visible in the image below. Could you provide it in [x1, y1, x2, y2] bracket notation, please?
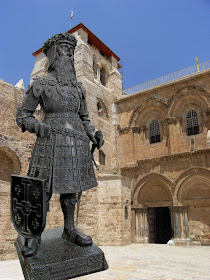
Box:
[78, 83, 97, 144]
[16, 84, 50, 138]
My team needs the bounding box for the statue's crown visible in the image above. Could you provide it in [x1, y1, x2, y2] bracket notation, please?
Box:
[43, 33, 77, 55]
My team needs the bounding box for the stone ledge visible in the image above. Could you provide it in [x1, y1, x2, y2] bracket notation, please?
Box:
[97, 173, 131, 181]
[121, 149, 210, 170]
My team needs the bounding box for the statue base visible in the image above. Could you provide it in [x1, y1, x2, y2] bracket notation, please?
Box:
[15, 227, 108, 280]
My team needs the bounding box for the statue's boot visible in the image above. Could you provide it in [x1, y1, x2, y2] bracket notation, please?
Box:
[60, 194, 92, 247]
[21, 236, 41, 257]
[21, 199, 50, 258]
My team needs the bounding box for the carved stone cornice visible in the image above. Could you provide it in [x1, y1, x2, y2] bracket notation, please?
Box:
[117, 124, 130, 134]
[120, 149, 210, 171]
[166, 117, 176, 125]
[169, 206, 187, 212]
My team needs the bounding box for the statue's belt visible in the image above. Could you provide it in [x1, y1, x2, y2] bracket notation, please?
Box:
[50, 126, 89, 142]
[44, 112, 80, 119]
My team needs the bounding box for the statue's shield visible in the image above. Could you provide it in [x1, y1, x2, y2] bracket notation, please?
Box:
[11, 175, 47, 239]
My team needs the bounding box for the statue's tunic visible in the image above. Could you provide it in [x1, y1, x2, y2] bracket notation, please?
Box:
[16, 76, 97, 194]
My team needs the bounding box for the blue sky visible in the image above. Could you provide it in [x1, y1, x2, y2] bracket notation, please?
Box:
[0, 0, 209, 90]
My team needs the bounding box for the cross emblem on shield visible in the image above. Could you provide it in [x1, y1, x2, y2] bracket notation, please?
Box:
[11, 175, 47, 238]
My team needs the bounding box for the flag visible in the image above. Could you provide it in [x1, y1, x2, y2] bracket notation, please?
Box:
[71, 10, 73, 20]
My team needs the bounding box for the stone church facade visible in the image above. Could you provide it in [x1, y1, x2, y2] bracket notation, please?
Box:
[0, 23, 209, 259]
[118, 70, 210, 246]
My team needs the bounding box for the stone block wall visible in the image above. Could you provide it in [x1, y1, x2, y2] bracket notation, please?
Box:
[0, 181, 18, 260]
[188, 205, 210, 245]
[76, 187, 99, 243]
[97, 174, 131, 245]
[0, 81, 35, 260]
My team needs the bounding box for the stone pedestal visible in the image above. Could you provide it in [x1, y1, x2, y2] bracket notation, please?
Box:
[15, 227, 108, 280]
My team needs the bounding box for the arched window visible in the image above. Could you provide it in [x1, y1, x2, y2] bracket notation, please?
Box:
[97, 101, 103, 113]
[96, 99, 109, 119]
[100, 66, 107, 87]
[149, 120, 161, 144]
[186, 110, 200, 136]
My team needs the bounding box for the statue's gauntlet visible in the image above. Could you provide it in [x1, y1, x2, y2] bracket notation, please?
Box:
[16, 107, 51, 138]
[82, 117, 96, 144]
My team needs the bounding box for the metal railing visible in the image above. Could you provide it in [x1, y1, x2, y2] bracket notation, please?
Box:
[123, 60, 210, 95]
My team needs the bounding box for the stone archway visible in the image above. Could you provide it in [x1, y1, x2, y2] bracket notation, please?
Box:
[0, 147, 21, 182]
[176, 170, 210, 245]
[132, 174, 173, 244]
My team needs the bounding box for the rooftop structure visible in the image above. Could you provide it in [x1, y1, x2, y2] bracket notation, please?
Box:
[124, 60, 210, 95]
[32, 23, 120, 62]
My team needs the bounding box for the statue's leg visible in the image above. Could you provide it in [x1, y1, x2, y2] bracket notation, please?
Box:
[60, 193, 92, 246]
[60, 193, 76, 234]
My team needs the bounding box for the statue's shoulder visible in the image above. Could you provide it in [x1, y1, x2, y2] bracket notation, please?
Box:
[31, 76, 57, 98]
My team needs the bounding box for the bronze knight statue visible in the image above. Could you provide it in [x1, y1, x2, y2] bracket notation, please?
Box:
[15, 32, 104, 257]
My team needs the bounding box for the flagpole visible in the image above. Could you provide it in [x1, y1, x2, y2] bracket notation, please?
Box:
[70, 9, 73, 29]
[70, 9, 71, 29]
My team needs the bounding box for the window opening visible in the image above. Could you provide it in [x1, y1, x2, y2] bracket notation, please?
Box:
[186, 110, 200, 136]
[97, 101, 103, 113]
[93, 56, 97, 79]
[150, 120, 161, 144]
[100, 66, 107, 87]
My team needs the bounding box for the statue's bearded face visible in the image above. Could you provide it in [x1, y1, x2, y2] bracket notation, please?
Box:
[57, 42, 74, 58]
[50, 42, 76, 80]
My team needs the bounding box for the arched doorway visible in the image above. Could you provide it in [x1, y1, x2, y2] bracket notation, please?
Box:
[132, 175, 173, 244]
[148, 207, 172, 244]
[0, 147, 21, 182]
[176, 170, 210, 245]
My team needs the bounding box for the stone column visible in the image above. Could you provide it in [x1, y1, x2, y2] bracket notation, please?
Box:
[169, 206, 190, 245]
[134, 208, 149, 243]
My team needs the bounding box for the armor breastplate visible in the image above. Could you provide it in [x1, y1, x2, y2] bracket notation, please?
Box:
[32, 77, 85, 134]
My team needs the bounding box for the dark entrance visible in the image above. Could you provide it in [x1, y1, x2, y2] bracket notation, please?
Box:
[148, 207, 172, 244]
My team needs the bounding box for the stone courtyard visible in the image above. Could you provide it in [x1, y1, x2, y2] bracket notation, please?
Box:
[0, 244, 209, 280]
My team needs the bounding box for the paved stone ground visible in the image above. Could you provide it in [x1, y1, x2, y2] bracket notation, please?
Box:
[0, 244, 210, 280]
